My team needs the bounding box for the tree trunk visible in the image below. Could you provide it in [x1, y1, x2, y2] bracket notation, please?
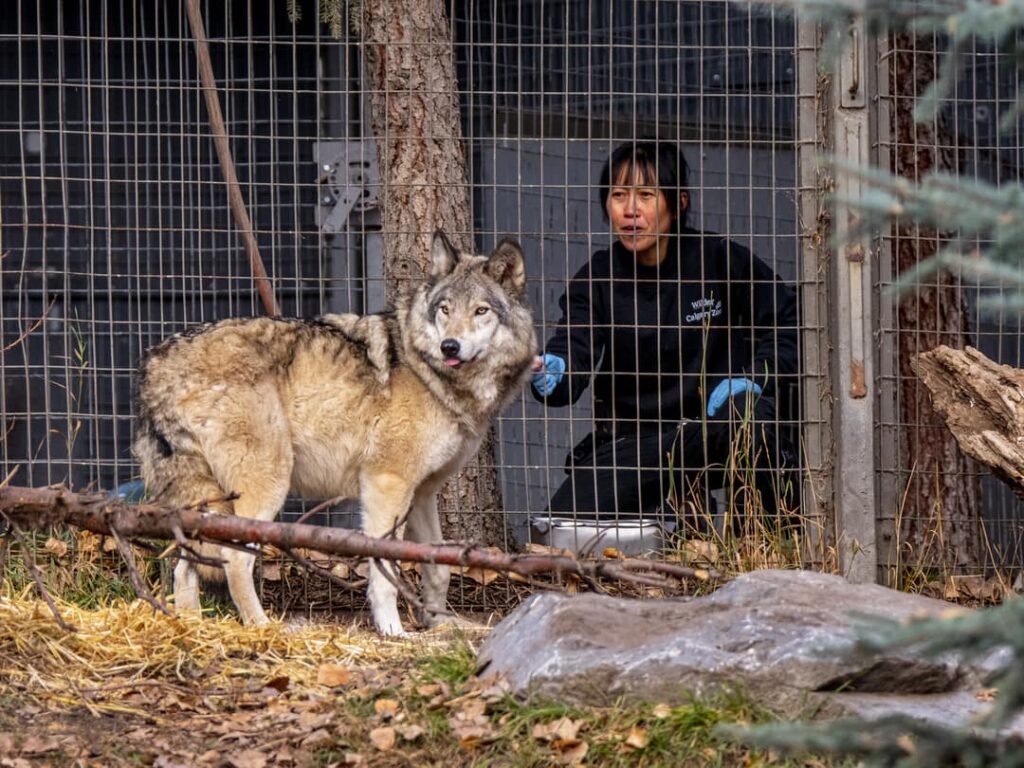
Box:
[890, 33, 981, 570]
[357, 0, 507, 547]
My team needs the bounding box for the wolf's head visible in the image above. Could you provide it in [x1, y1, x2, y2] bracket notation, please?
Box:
[405, 232, 537, 407]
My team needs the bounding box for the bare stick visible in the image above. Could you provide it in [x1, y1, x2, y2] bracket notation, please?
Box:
[109, 527, 171, 616]
[184, 0, 279, 317]
[5, 522, 76, 632]
[0, 485, 726, 591]
[281, 546, 366, 593]
[2, 297, 56, 354]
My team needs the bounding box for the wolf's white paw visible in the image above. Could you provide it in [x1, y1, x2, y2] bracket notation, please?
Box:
[373, 615, 409, 637]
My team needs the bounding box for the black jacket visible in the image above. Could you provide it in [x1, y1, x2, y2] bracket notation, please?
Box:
[534, 228, 798, 437]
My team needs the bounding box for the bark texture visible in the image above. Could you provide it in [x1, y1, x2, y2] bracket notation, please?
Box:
[912, 346, 1024, 503]
[357, 0, 506, 547]
[890, 33, 980, 570]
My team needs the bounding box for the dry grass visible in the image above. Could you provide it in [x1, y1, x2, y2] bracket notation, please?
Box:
[0, 588, 453, 718]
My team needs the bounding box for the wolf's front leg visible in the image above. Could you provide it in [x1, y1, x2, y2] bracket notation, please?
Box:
[360, 470, 415, 636]
[223, 546, 271, 626]
[406, 489, 451, 628]
[173, 557, 202, 614]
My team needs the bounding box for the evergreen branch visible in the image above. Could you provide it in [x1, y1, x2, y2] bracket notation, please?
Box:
[843, 600, 1024, 728]
[750, 0, 1024, 125]
[725, 713, 1024, 768]
[821, 156, 1024, 308]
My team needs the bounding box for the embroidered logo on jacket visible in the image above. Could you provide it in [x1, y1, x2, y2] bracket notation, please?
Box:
[685, 296, 723, 324]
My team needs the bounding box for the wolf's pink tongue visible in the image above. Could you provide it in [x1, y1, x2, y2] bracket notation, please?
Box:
[445, 358, 461, 367]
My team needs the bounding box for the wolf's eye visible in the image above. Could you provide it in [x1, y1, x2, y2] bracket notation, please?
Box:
[475, 306, 489, 316]
[439, 305, 450, 316]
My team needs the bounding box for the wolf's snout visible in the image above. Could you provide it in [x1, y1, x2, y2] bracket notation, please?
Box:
[440, 338, 461, 365]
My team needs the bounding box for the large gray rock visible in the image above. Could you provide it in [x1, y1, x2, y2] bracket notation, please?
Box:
[478, 569, 1006, 723]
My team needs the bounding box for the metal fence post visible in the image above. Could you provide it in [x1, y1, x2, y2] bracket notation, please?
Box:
[831, 19, 879, 583]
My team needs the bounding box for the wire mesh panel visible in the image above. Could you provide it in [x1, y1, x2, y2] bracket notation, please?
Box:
[1, 0, 829, 614]
[0, 0, 366, 496]
[457, 1, 819, 559]
[876, 30, 1024, 588]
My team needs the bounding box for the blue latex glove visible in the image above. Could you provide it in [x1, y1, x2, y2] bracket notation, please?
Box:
[532, 353, 566, 396]
[113, 479, 147, 503]
[706, 377, 762, 417]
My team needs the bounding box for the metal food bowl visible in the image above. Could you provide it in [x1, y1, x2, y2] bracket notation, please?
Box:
[528, 515, 670, 556]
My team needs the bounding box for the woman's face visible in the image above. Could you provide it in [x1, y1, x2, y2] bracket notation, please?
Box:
[606, 165, 684, 266]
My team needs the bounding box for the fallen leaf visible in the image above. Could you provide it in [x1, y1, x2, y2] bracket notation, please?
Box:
[532, 717, 582, 743]
[43, 537, 68, 557]
[450, 696, 496, 750]
[332, 562, 351, 579]
[298, 711, 334, 730]
[76, 530, 101, 554]
[374, 698, 401, 720]
[302, 729, 333, 748]
[456, 565, 501, 585]
[20, 736, 59, 755]
[317, 663, 352, 687]
[556, 740, 588, 765]
[602, 547, 623, 559]
[456, 698, 487, 720]
[683, 539, 719, 564]
[227, 749, 267, 768]
[523, 542, 575, 558]
[397, 724, 424, 742]
[651, 703, 672, 719]
[260, 563, 282, 582]
[477, 676, 512, 702]
[454, 724, 493, 750]
[624, 725, 649, 749]
[369, 726, 396, 751]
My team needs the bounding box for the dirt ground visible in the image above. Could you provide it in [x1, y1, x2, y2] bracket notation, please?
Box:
[0, 594, 822, 768]
[0, 597, 502, 768]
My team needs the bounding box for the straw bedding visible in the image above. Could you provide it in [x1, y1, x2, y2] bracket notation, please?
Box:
[0, 592, 449, 719]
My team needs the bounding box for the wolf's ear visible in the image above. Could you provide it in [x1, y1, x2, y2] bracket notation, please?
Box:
[430, 230, 460, 278]
[487, 239, 527, 297]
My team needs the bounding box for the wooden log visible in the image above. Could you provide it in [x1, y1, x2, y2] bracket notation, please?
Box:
[911, 345, 1024, 500]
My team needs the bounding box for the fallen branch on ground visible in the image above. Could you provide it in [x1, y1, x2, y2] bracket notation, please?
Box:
[0, 484, 720, 628]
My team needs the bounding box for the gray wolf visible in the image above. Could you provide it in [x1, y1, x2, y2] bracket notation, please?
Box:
[133, 232, 537, 635]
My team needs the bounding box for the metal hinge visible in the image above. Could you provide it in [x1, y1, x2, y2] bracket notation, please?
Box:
[315, 139, 380, 234]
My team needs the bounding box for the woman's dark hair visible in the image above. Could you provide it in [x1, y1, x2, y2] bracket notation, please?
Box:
[599, 140, 690, 225]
